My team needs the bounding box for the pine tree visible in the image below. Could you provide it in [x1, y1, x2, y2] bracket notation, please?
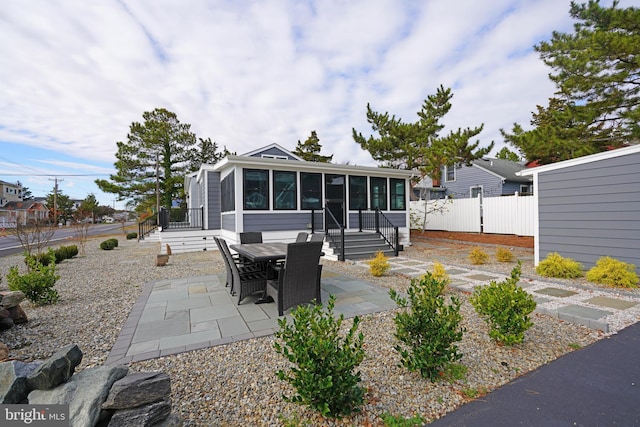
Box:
[293, 131, 333, 162]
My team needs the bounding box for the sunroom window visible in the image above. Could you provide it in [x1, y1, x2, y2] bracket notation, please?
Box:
[243, 169, 269, 210]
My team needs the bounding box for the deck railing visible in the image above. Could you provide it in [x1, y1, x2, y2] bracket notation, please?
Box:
[358, 208, 399, 256]
[324, 207, 345, 261]
[159, 207, 204, 231]
[138, 214, 158, 240]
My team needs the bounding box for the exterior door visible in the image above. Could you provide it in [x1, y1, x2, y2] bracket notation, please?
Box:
[325, 174, 345, 227]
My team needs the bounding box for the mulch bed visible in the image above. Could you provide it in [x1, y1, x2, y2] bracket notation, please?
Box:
[411, 229, 534, 248]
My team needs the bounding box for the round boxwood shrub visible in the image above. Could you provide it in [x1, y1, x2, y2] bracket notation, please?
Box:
[100, 239, 116, 250]
[126, 232, 138, 240]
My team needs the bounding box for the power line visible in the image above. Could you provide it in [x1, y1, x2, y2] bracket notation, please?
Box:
[0, 173, 111, 176]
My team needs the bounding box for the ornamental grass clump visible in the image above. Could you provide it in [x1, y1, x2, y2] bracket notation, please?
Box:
[468, 247, 489, 265]
[586, 256, 639, 288]
[495, 247, 514, 263]
[429, 261, 450, 287]
[9, 251, 60, 305]
[470, 262, 536, 345]
[367, 250, 390, 277]
[536, 252, 583, 279]
[389, 273, 465, 381]
[273, 295, 365, 418]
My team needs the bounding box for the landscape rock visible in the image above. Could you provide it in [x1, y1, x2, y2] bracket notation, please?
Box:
[154, 413, 184, 427]
[0, 360, 43, 403]
[28, 344, 83, 390]
[8, 305, 28, 324]
[0, 317, 14, 330]
[108, 399, 172, 427]
[0, 308, 10, 318]
[0, 291, 26, 309]
[29, 365, 128, 427]
[0, 342, 9, 361]
[102, 371, 170, 409]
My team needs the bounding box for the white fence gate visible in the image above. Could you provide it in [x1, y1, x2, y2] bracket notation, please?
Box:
[410, 195, 534, 236]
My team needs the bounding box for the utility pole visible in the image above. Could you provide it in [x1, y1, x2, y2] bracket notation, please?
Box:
[48, 177, 63, 225]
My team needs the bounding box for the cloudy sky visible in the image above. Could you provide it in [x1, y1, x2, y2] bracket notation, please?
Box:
[0, 0, 627, 207]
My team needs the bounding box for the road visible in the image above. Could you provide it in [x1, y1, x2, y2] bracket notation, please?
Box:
[0, 223, 133, 258]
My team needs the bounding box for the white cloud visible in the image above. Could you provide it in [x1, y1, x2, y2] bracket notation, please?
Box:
[1, 0, 633, 203]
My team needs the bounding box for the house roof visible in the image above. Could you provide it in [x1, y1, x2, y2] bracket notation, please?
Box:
[240, 143, 304, 161]
[472, 158, 531, 183]
[518, 144, 640, 176]
[200, 153, 414, 179]
[1, 201, 47, 210]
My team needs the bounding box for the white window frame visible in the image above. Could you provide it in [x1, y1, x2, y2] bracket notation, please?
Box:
[445, 165, 456, 182]
[470, 185, 483, 198]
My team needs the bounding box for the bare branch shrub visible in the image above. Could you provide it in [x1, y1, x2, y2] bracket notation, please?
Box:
[6, 219, 56, 257]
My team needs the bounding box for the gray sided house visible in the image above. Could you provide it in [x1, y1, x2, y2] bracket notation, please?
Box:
[415, 158, 533, 200]
[519, 144, 640, 269]
[182, 144, 414, 259]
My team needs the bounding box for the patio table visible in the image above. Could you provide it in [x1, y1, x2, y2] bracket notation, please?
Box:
[229, 242, 289, 263]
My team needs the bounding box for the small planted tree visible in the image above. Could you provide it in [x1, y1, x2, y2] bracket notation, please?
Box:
[389, 273, 464, 381]
[8, 251, 60, 305]
[470, 262, 536, 345]
[273, 295, 365, 418]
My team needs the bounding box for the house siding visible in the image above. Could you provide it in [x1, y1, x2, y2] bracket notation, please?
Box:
[207, 171, 221, 230]
[537, 151, 640, 269]
[243, 212, 319, 232]
[444, 166, 503, 198]
[221, 213, 235, 231]
[249, 147, 299, 160]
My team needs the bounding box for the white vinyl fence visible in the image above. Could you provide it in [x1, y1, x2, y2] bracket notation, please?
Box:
[410, 195, 534, 236]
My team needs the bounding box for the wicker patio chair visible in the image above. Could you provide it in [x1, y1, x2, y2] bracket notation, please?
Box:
[266, 241, 323, 316]
[309, 233, 325, 243]
[239, 232, 262, 244]
[295, 232, 309, 242]
[214, 237, 233, 292]
[215, 237, 263, 298]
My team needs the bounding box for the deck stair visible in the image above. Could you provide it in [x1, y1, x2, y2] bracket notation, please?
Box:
[325, 231, 396, 261]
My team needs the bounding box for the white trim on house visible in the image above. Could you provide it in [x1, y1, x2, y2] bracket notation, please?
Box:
[517, 144, 640, 176]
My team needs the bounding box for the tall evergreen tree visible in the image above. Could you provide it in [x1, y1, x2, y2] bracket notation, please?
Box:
[503, 1, 639, 163]
[188, 137, 233, 171]
[353, 85, 493, 181]
[96, 108, 197, 211]
[495, 147, 521, 162]
[293, 131, 333, 162]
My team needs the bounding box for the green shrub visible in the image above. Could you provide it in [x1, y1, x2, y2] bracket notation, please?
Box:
[389, 273, 465, 381]
[100, 240, 116, 250]
[468, 247, 489, 265]
[108, 238, 119, 248]
[536, 252, 583, 278]
[586, 256, 639, 288]
[126, 232, 138, 240]
[380, 412, 426, 427]
[273, 295, 365, 418]
[495, 247, 514, 263]
[430, 261, 450, 286]
[470, 262, 536, 345]
[26, 251, 53, 267]
[8, 252, 60, 305]
[367, 250, 390, 277]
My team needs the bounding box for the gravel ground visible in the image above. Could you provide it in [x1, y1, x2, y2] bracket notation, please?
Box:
[1, 235, 605, 426]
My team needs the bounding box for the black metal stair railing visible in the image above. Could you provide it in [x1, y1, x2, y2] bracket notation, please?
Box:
[324, 207, 345, 261]
[357, 208, 399, 256]
[138, 213, 158, 240]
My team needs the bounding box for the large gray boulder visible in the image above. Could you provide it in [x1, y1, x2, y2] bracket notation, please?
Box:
[0, 291, 25, 309]
[0, 360, 43, 403]
[107, 399, 172, 427]
[102, 372, 171, 410]
[29, 365, 128, 427]
[28, 344, 83, 390]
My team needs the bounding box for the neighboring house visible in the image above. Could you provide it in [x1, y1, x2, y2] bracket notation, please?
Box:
[172, 143, 414, 258]
[0, 201, 49, 227]
[414, 158, 533, 200]
[518, 144, 640, 269]
[0, 180, 23, 206]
